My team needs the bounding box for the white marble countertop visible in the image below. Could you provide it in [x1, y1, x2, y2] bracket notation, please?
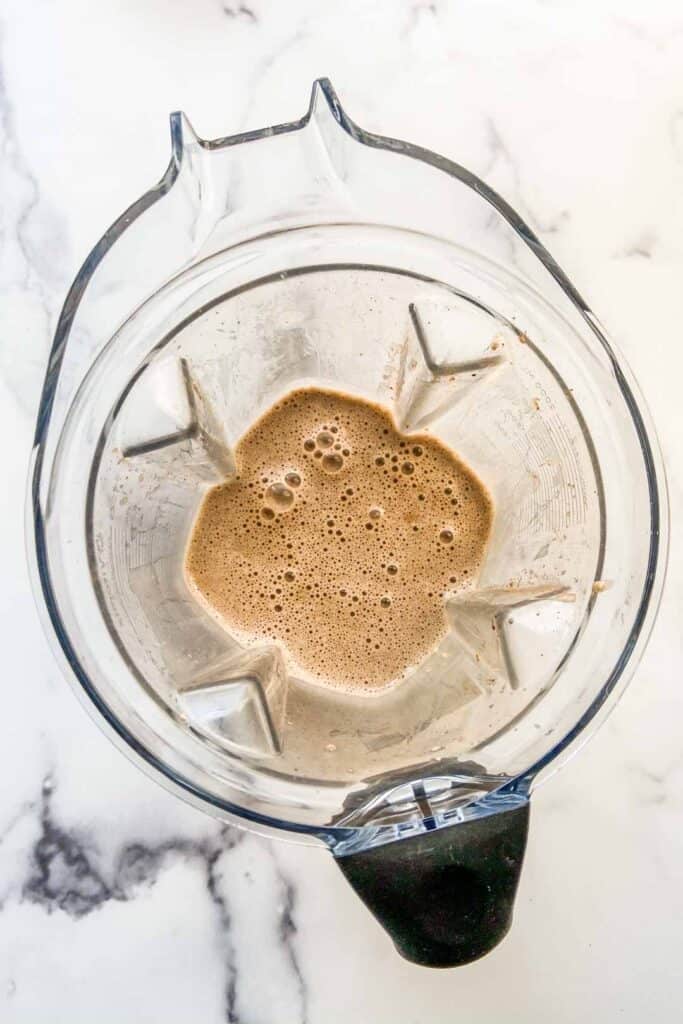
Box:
[2, 0, 682, 1020]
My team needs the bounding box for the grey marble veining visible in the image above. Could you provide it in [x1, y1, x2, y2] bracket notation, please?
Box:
[1, 0, 682, 1021]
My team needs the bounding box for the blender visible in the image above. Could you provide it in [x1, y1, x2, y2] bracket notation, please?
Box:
[28, 80, 668, 967]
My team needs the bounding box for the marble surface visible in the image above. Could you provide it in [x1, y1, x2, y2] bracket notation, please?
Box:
[2, 0, 682, 1020]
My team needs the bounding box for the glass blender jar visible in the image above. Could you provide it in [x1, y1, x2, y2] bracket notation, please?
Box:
[29, 80, 668, 967]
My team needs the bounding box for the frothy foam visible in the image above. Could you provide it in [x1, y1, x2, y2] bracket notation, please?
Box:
[185, 387, 493, 692]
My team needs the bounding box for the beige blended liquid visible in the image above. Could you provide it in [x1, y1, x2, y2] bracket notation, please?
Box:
[185, 387, 493, 692]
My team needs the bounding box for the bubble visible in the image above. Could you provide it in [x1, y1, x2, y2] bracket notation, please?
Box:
[265, 482, 294, 510]
[440, 529, 454, 543]
[284, 570, 296, 582]
[380, 596, 392, 608]
[303, 439, 315, 452]
[285, 472, 302, 488]
[322, 453, 343, 473]
[261, 507, 275, 520]
[401, 461, 414, 475]
[316, 431, 334, 449]
[368, 507, 382, 520]
[387, 563, 398, 576]
[412, 445, 423, 457]
[375, 456, 385, 466]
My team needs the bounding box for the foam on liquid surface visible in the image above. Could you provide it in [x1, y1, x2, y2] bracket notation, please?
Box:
[185, 387, 493, 692]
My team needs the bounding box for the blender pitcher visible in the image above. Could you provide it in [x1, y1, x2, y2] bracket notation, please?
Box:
[29, 81, 668, 967]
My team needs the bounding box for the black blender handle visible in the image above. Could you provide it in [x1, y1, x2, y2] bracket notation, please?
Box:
[335, 802, 530, 967]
